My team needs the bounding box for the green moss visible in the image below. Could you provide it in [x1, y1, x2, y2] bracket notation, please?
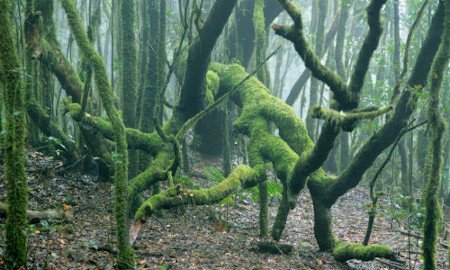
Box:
[332, 243, 395, 262]
[0, 0, 28, 267]
[206, 71, 220, 104]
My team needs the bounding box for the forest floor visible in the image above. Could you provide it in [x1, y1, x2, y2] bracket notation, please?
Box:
[0, 150, 449, 269]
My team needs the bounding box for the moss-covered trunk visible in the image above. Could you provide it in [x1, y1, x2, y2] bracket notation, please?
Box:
[0, 0, 29, 267]
[253, 0, 270, 237]
[35, 0, 57, 115]
[120, 0, 137, 129]
[120, 0, 138, 178]
[421, 0, 450, 268]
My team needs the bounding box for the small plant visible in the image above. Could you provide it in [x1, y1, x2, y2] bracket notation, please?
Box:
[249, 181, 283, 203]
[203, 167, 225, 183]
[384, 193, 424, 229]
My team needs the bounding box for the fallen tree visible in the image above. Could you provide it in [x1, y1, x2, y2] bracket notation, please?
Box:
[0, 202, 64, 223]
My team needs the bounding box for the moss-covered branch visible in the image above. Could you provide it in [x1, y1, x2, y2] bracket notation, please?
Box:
[310, 105, 393, 129]
[65, 102, 164, 155]
[25, 11, 83, 102]
[285, 11, 340, 106]
[276, 0, 386, 109]
[347, 0, 387, 99]
[332, 243, 395, 262]
[128, 151, 173, 205]
[134, 165, 262, 220]
[271, 1, 349, 107]
[272, 28, 350, 104]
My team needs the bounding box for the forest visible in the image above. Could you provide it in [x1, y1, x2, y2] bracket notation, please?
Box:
[1, 0, 450, 269]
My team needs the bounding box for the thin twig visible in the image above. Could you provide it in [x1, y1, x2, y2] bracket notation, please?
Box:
[392, 0, 430, 100]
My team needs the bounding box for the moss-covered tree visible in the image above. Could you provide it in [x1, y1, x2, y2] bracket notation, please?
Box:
[421, 0, 450, 268]
[59, 0, 135, 267]
[0, 0, 29, 267]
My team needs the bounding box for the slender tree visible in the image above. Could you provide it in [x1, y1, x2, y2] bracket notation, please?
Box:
[121, 0, 138, 177]
[59, 0, 135, 267]
[0, 0, 29, 267]
[253, 0, 269, 237]
[421, 0, 450, 268]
